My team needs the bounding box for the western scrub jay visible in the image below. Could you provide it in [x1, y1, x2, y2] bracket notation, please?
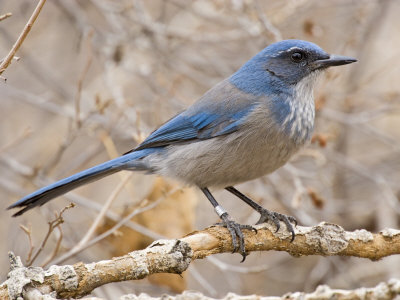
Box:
[8, 40, 356, 260]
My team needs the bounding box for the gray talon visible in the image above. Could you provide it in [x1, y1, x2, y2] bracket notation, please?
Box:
[256, 209, 297, 241]
[218, 213, 255, 261]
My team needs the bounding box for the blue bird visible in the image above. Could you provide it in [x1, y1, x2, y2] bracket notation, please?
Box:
[8, 40, 356, 260]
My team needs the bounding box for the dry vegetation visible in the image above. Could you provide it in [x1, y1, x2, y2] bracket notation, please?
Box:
[1, 0, 400, 299]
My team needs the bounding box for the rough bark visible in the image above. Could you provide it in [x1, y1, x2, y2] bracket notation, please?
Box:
[1, 222, 400, 299]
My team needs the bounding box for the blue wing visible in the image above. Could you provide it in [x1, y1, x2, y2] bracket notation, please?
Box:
[133, 106, 254, 151]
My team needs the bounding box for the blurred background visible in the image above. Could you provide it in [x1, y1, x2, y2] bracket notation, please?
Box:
[1, 0, 400, 298]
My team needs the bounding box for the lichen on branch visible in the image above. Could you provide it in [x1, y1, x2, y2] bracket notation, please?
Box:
[1, 222, 400, 299]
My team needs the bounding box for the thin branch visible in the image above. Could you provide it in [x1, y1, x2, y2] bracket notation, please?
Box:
[64, 280, 400, 300]
[0, 13, 12, 22]
[26, 203, 74, 266]
[187, 265, 218, 296]
[49, 187, 174, 265]
[253, 0, 282, 41]
[19, 224, 34, 264]
[0, 127, 32, 154]
[207, 256, 272, 274]
[2, 222, 400, 299]
[73, 173, 133, 249]
[41, 226, 63, 267]
[74, 28, 94, 128]
[0, 0, 47, 76]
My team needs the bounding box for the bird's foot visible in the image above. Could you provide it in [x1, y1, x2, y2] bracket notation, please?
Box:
[255, 209, 297, 242]
[216, 213, 256, 262]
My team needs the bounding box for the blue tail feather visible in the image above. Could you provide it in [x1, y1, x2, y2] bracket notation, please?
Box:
[7, 149, 159, 216]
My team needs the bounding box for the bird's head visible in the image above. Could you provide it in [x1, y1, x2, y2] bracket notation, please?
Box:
[230, 39, 356, 96]
[261, 39, 356, 84]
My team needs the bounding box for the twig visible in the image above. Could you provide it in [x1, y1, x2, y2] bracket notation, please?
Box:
[74, 28, 94, 128]
[0, 0, 47, 76]
[26, 203, 74, 266]
[41, 226, 63, 267]
[19, 224, 34, 264]
[48, 174, 132, 263]
[0, 127, 32, 154]
[207, 256, 272, 274]
[49, 187, 174, 265]
[0, 13, 12, 22]
[253, 0, 282, 41]
[187, 265, 217, 296]
[71, 173, 133, 250]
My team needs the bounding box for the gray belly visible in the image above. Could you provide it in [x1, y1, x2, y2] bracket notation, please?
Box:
[146, 126, 303, 188]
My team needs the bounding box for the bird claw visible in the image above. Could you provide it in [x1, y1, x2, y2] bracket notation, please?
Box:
[216, 213, 255, 262]
[256, 209, 297, 242]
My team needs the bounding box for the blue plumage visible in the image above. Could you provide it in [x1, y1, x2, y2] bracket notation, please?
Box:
[135, 105, 255, 149]
[229, 39, 330, 94]
[8, 40, 356, 259]
[135, 114, 200, 150]
[8, 148, 160, 216]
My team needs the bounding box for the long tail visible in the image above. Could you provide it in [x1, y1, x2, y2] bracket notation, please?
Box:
[7, 149, 157, 217]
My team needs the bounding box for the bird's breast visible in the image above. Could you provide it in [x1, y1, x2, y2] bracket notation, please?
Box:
[270, 74, 316, 146]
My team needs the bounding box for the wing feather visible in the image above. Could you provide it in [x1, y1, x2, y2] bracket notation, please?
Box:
[133, 106, 254, 151]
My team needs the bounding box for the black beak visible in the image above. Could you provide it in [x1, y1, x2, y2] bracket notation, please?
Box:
[312, 55, 357, 69]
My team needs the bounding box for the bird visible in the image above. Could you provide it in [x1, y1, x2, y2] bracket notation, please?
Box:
[8, 39, 356, 261]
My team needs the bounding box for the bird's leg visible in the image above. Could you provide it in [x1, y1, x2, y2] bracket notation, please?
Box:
[225, 186, 297, 241]
[201, 187, 254, 262]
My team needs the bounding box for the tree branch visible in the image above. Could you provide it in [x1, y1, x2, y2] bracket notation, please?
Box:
[0, 13, 12, 22]
[0, 0, 47, 77]
[185, 222, 400, 261]
[1, 222, 400, 299]
[79, 279, 400, 300]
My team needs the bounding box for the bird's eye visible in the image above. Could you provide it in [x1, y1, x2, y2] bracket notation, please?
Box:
[291, 52, 304, 62]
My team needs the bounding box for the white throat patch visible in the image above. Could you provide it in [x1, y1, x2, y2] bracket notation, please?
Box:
[282, 71, 321, 143]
